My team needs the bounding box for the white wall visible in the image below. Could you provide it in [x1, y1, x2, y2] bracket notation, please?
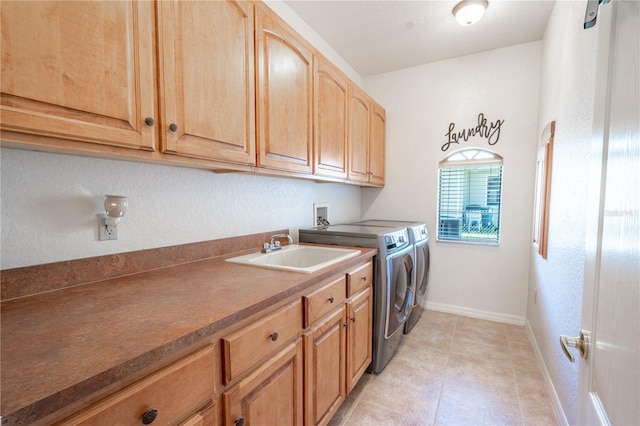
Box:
[362, 42, 542, 324]
[527, 2, 600, 424]
[0, 149, 361, 269]
[0, 0, 364, 270]
[263, 0, 363, 86]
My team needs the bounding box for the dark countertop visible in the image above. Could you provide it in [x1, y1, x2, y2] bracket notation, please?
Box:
[1, 246, 376, 425]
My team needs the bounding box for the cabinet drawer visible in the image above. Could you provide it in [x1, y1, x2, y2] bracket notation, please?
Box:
[222, 299, 302, 385]
[347, 261, 373, 297]
[59, 346, 214, 426]
[303, 275, 346, 328]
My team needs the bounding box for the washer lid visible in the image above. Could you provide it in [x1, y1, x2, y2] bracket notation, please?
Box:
[355, 220, 430, 242]
[300, 224, 404, 238]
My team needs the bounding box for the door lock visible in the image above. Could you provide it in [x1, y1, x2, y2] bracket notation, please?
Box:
[559, 330, 591, 363]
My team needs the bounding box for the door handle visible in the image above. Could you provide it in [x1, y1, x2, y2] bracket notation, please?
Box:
[584, 0, 610, 29]
[559, 330, 591, 363]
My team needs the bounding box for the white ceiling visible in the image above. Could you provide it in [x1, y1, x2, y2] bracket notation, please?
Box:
[284, 0, 556, 76]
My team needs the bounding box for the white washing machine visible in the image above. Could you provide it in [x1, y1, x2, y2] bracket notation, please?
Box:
[299, 223, 415, 373]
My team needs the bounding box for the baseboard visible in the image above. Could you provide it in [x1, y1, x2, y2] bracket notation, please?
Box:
[525, 321, 569, 426]
[424, 301, 526, 326]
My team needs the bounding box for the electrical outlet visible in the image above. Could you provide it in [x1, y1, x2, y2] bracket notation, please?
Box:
[99, 216, 118, 241]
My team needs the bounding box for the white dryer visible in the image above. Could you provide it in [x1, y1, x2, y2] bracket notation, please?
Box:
[355, 220, 430, 334]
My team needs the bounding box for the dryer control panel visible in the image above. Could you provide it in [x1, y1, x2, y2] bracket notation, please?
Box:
[411, 225, 429, 242]
[384, 230, 410, 251]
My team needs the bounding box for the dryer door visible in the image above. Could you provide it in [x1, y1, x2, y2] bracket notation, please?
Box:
[384, 246, 414, 339]
[415, 240, 430, 299]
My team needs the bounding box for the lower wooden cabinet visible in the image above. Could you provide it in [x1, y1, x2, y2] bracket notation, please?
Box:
[221, 299, 302, 385]
[303, 264, 373, 426]
[51, 262, 371, 426]
[303, 306, 346, 426]
[58, 346, 215, 426]
[346, 286, 373, 393]
[223, 339, 304, 426]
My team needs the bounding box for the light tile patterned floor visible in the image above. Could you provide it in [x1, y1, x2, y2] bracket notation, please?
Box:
[329, 310, 558, 426]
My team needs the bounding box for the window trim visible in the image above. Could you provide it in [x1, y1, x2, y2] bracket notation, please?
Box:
[533, 121, 555, 259]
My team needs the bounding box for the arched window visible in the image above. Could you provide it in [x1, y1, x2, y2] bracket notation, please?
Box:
[437, 148, 503, 244]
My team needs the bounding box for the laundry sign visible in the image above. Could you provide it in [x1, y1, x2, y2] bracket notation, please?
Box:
[441, 113, 505, 151]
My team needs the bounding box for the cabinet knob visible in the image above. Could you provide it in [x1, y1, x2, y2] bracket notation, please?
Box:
[144, 117, 155, 126]
[351, 316, 356, 323]
[141, 408, 158, 425]
[343, 323, 349, 328]
[360, 276, 367, 281]
[328, 296, 334, 303]
[270, 331, 279, 341]
[235, 418, 245, 426]
[169, 123, 178, 132]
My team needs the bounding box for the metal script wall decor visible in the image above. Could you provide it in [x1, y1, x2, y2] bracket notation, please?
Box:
[442, 113, 505, 151]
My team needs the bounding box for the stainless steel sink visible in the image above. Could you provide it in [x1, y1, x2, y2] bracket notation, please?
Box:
[225, 244, 361, 273]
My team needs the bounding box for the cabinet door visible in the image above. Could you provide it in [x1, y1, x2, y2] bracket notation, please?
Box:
[347, 85, 371, 184]
[255, 5, 314, 174]
[157, 1, 255, 165]
[346, 287, 372, 393]
[303, 307, 346, 426]
[314, 56, 348, 179]
[369, 103, 386, 186]
[0, 1, 156, 151]
[224, 339, 303, 426]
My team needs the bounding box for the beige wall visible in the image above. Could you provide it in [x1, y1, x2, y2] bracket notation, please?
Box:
[362, 41, 542, 324]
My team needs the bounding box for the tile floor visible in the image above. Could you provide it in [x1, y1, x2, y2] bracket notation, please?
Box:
[329, 310, 559, 426]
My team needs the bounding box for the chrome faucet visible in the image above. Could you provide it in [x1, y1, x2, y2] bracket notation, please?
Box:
[270, 233, 293, 245]
[261, 233, 293, 253]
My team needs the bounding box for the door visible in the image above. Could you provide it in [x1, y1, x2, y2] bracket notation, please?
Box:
[575, 1, 640, 424]
[0, 1, 156, 150]
[384, 246, 414, 338]
[157, 0, 256, 165]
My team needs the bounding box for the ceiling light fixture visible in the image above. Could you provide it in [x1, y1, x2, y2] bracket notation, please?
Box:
[453, 0, 488, 26]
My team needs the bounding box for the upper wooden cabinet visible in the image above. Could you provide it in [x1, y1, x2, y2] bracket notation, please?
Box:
[1, 0, 384, 186]
[368, 102, 386, 186]
[0, 1, 156, 151]
[347, 85, 385, 187]
[347, 85, 371, 184]
[314, 56, 349, 179]
[255, 4, 314, 174]
[157, 1, 256, 165]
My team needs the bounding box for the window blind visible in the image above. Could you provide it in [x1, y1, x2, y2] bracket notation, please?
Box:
[438, 165, 503, 243]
